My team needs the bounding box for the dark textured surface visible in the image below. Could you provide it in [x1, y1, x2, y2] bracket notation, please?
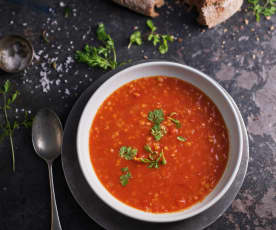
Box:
[0, 0, 275, 230]
[61, 62, 249, 230]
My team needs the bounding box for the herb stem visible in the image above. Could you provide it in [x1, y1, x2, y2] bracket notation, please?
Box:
[3, 93, 15, 172]
[112, 46, 117, 69]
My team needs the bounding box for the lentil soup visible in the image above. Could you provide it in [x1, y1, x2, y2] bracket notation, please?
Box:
[89, 76, 229, 213]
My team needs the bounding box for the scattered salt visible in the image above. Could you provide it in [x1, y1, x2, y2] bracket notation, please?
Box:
[0, 47, 29, 71]
[55, 79, 61, 85]
[65, 89, 70, 95]
[40, 70, 53, 93]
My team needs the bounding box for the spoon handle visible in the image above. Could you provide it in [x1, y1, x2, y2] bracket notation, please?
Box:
[48, 163, 62, 230]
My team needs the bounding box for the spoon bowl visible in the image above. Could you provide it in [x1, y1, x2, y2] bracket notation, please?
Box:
[32, 108, 63, 230]
[32, 108, 63, 162]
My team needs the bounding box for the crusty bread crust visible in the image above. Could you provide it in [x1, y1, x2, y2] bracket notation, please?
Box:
[111, 0, 165, 17]
[185, 0, 243, 28]
[111, 0, 243, 27]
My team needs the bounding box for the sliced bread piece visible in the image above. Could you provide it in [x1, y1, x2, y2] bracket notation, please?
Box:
[185, 0, 243, 28]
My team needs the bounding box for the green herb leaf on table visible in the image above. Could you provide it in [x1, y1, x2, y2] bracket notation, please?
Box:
[119, 146, 138, 160]
[159, 35, 175, 54]
[177, 136, 187, 142]
[64, 6, 71, 18]
[0, 80, 33, 172]
[248, 0, 276, 22]
[146, 20, 174, 54]
[128, 31, 142, 49]
[120, 167, 132, 186]
[75, 23, 117, 70]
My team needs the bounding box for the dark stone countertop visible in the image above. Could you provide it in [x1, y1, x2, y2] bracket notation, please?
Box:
[0, 0, 275, 229]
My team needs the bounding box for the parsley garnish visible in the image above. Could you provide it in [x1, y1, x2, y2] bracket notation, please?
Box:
[148, 109, 166, 141]
[146, 20, 175, 54]
[128, 31, 142, 49]
[248, 0, 276, 22]
[151, 124, 166, 141]
[75, 23, 117, 70]
[148, 109, 164, 124]
[139, 149, 166, 168]
[177, 136, 187, 142]
[120, 167, 132, 186]
[168, 117, 181, 128]
[0, 80, 33, 172]
[119, 146, 138, 160]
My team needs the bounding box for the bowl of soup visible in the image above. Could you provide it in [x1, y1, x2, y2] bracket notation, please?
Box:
[77, 61, 243, 222]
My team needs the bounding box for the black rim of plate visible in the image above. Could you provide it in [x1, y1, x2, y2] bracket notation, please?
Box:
[61, 59, 249, 230]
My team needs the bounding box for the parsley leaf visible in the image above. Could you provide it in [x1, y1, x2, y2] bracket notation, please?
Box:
[128, 31, 142, 49]
[248, 0, 276, 22]
[168, 117, 181, 128]
[75, 23, 117, 70]
[139, 148, 167, 168]
[144, 144, 153, 153]
[148, 109, 166, 141]
[0, 80, 33, 172]
[146, 20, 175, 54]
[64, 6, 71, 18]
[177, 136, 187, 142]
[146, 19, 157, 32]
[151, 124, 166, 141]
[119, 146, 138, 160]
[148, 109, 164, 124]
[159, 35, 175, 54]
[120, 167, 132, 186]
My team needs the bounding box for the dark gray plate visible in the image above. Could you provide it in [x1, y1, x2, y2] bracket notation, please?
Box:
[61, 61, 249, 230]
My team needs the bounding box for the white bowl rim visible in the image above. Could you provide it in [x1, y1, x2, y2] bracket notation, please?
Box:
[76, 61, 243, 223]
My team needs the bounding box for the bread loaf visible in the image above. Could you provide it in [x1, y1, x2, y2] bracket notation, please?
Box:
[111, 0, 243, 27]
[185, 0, 243, 28]
[111, 0, 165, 17]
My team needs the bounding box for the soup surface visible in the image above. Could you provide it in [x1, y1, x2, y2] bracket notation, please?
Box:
[90, 76, 229, 213]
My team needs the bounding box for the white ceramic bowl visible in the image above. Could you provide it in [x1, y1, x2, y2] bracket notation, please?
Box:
[77, 61, 243, 222]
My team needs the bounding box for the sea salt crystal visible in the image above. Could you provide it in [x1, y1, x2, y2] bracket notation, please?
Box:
[56, 79, 61, 85]
[0, 47, 28, 71]
[40, 71, 53, 93]
[65, 89, 70, 95]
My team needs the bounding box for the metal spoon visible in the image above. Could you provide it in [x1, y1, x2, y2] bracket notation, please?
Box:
[32, 108, 63, 230]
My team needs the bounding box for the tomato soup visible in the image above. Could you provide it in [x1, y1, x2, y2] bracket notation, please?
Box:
[89, 76, 229, 213]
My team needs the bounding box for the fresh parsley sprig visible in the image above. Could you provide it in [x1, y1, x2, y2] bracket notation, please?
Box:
[147, 20, 160, 46]
[177, 136, 187, 142]
[146, 20, 175, 54]
[140, 146, 166, 168]
[120, 167, 132, 186]
[248, 0, 276, 22]
[0, 80, 33, 172]
[119, 146, 138, 160]
[128, 31, 142, 49]
[148, 109, 166, 141]
[75, 23, 117, 70]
